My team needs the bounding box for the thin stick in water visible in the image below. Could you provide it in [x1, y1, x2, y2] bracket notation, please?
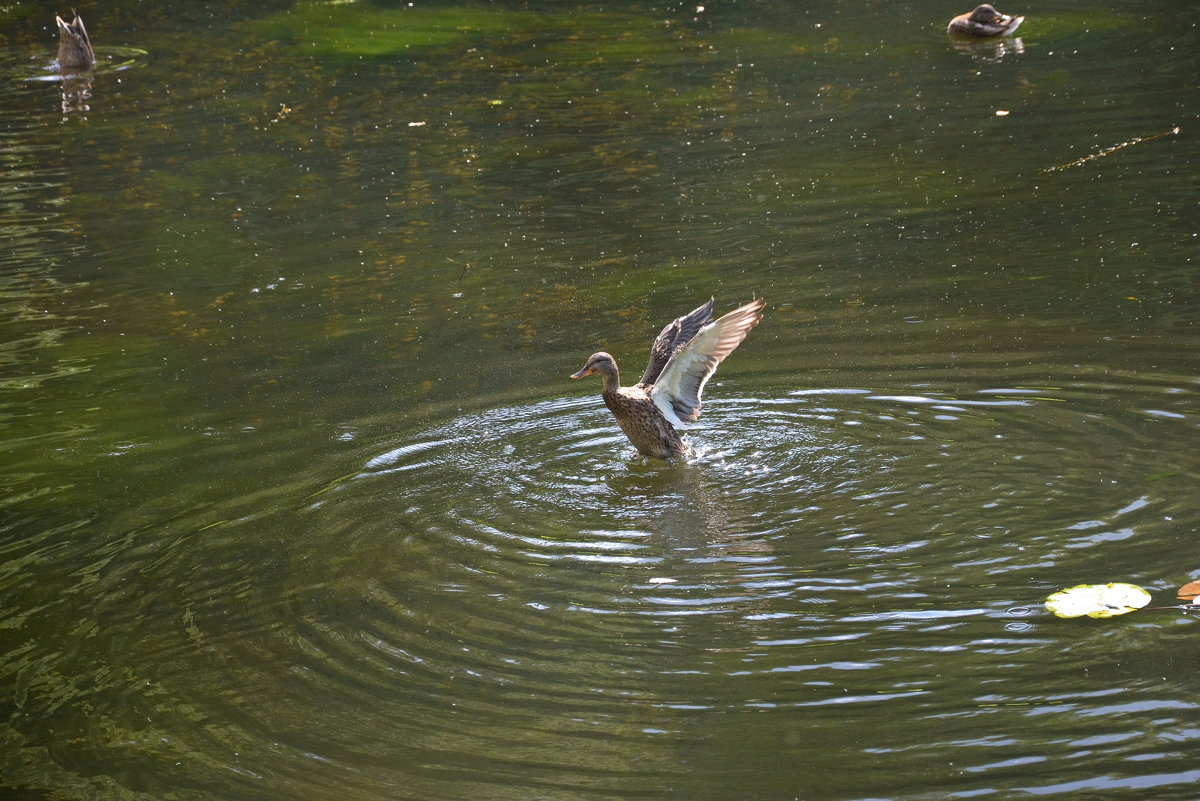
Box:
[1038, 126, 1180, 175]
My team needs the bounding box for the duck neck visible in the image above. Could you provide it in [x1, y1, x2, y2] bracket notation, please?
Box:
[598, 364, 621, 395]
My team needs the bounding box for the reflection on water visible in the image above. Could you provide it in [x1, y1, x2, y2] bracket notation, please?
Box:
[1, 0, 1198, 799]
[58, 72, 93, 115]
[18, 44, 149, 117]
[950, 35, 1025, 63]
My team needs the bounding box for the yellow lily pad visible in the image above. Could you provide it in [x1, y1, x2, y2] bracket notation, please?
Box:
[1045, 583, 1151, 619]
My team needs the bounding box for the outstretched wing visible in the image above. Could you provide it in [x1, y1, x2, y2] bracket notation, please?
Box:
[636, 297, 715, 388]
[649, 298, 764, 425]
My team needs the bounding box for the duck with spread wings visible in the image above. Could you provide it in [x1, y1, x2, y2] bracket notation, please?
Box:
[570, 297, 765, 458]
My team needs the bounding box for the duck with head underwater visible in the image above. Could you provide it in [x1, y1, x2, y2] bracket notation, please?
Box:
[947, 4, 1024, 37]
[56, 12, 95, 70]
[570, 297, 765, 459]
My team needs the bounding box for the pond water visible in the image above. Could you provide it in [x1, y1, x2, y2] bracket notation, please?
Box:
[1, 1, 1197, 799]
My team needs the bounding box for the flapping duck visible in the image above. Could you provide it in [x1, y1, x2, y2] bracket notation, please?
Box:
[570, 297, 765, 458]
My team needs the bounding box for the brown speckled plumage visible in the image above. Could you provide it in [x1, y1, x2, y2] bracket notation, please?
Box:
[602, 383, 686, 459]
[56, 12, 95, 71]
[571, 298, 765, 459]
[947, 4, 1023, 37]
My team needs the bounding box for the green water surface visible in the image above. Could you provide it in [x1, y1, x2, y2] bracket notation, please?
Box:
[1, 1, 1197, 799]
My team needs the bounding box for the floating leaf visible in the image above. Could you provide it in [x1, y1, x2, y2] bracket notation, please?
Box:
[1177, 580, 1200, 601]
[1045, 583, 1152, 619]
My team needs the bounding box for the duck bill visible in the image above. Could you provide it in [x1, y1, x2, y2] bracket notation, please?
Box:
[569, 367, 593, 379]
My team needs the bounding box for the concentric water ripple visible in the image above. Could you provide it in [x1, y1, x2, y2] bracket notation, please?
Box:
[300, 375, 1196, 681]
[176, 374, 1184, 799]
[4, 369, 1195, 799]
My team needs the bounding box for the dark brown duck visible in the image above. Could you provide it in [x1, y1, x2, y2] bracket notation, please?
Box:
[56, 12, 95, 70]
[947, 4, 1024, 37]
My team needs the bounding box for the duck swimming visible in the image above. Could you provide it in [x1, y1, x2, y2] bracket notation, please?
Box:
[56, 12, 95, 70]
[570, 297, 765, 459]
[947, 4, 1024, 37]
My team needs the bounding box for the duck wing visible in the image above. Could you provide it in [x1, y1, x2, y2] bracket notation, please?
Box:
[1001, 15, 1024, 34]
[649, 298, 764, 425]
[636, 297, 715, 387]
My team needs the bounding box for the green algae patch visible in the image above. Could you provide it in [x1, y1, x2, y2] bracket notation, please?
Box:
[245, 1, 538, 57]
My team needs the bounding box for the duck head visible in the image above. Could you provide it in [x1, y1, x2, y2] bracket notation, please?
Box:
[571, 352, 622, 391]
[571, 352, 617, 379]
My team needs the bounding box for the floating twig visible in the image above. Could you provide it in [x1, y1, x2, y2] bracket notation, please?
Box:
[447, 257, 471, 298]
[1039, 126, 1180, 175]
